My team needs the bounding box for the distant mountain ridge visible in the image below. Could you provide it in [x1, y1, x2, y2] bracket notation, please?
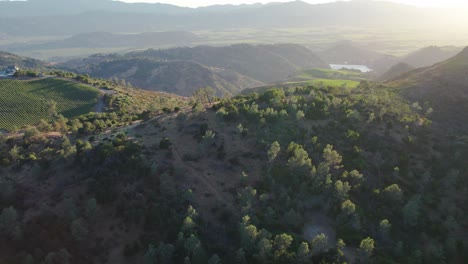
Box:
[2, 31, 201, 52]
[0, 0, 466, 36]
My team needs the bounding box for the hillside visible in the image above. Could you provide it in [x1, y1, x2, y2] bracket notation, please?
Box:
[402, 46, 463, 68]
[378, 62, 415, 82]
[0, 51, 47, 69]
[0, 78, 100, 131]
[0, 80, 466, 263]
[130, 44, 329, 83]
[389, 47, 468, 127]
[82, 58, 262, 97]
[62, 44, 326, 96]
[0, 72, 189, 132]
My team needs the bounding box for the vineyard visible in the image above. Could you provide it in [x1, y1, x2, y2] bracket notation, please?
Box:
[0, 78, 100, 131]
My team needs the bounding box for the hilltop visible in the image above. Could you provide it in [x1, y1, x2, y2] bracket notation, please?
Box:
[402, 46, 463, 68]
[0, 51, 47, 69]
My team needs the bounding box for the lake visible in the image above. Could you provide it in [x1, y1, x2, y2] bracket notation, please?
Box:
[330, 64, 373, 73]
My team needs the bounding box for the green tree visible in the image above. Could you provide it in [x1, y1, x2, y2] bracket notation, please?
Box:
[335, 180, 351, 201]
[297, 242, 310, 261]
[383, 184, 403, 203]
[256, 237, 273, 261]
[267, 141, 281, 163]
[296, 110, 305, 120]
[47, 100, 58, 119]
[337, 239, 346, 257]
[9, 145, 21, 163]
[341, 199, 356, 215]
[310, 233, 328, 255]
[287, 143, 312, 170]
[182, 216, 196, 234]
[193, 87, 216, 104]
[240, 224, 259, 250]
[360, 237, 375, 258]
[323, 144, 342, 169]
[379, 219, 392, 242]
[273, 233, 293, 258]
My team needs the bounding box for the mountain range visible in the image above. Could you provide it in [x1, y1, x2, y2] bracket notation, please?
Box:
[0, 0, 466, 36]
[1, 31, 201, 52]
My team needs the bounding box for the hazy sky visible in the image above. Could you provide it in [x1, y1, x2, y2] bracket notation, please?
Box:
[121, 0, 468, 8]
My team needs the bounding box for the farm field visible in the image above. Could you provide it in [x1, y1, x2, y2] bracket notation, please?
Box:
[0, 78, 100, 131]
[281, 68, 364, 88]
[296, 78, 360, 88]
[295, 68, 364, 80]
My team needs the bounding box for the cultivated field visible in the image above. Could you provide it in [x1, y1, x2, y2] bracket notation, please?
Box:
[0, 78, 100, 131]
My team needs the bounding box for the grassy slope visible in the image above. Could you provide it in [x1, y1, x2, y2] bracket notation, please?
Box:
[0, 78, 100, 130]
